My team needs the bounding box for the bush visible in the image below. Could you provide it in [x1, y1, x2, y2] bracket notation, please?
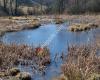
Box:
[62, 44, 100, 80]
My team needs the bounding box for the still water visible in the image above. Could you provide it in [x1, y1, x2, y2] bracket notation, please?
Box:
[1, 23, 99, 80]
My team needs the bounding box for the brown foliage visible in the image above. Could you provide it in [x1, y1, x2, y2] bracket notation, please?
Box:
[62, 43, 100, 80]
[0, 43, 50, 71]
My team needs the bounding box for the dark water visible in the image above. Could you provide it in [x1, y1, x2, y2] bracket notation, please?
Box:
[1, 23, 99, 80]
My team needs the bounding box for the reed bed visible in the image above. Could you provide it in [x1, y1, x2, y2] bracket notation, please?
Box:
[0, 43, 50, 72]
[61, 42, 100, 80]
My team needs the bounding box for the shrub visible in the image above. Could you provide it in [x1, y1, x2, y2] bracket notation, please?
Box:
[0, 43, 51, 71]
[62, 44, 100, 80]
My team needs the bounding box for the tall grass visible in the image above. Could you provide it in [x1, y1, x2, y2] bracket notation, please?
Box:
[62, 42, 100, 80]
[0, 43, 50, 71]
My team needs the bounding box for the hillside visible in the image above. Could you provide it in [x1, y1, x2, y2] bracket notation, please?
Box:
[0, 0, 46, 16]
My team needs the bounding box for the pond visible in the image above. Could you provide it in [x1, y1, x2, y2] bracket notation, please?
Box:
[1, 23, 99, 80]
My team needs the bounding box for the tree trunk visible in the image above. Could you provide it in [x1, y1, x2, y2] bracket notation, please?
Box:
[15, 0, 18, 15]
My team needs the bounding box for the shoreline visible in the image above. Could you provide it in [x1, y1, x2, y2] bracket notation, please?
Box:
[0, 15, 100, 37]
[0, 17, 41, 37]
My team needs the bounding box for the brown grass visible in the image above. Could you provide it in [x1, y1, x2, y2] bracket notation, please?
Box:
[68, 23, 98, 32]
[0, 43, 50, 71]
[54, 18, 64, 24]
[62, 42, 100, 80]
[0, 17, 41, 36]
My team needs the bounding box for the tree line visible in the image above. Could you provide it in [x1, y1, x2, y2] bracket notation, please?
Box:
[47, 0, 100, 14]
[0, 0, 18, 15]
[0, 0, 100, 16]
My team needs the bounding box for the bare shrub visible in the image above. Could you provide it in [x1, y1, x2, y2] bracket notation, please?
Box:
[0, 43, 50, 71]
[62, 44, 100, 80]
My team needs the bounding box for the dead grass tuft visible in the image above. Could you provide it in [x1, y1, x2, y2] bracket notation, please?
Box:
[0, 43, 50, 71]
[62, 35, 100, 80]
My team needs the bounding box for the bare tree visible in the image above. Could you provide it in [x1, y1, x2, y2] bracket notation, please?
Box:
[15, 0, 18, 15]
[9, 0, 13, 15]
[39, 0, 44, 15]
[54, 0, 65, 14]
[3, 0, 7, 9]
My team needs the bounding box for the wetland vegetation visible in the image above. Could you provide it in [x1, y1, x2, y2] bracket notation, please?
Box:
[0, 0, 100, 80]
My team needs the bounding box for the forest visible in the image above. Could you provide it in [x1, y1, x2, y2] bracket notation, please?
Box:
[0, 0, 100, 16]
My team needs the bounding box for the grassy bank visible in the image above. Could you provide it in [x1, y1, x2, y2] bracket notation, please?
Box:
[0, 16, 41, 36]
[68, 23, 99, 32]
[0, 15, 100, 36]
